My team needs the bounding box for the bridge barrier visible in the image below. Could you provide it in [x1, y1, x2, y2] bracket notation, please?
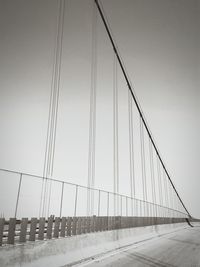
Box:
[0, 168, 188, 221]
[0, 216, 187, 246]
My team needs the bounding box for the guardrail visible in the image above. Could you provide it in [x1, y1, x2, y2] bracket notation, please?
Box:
[0, 168, 188, 220]
[0, 216, 187, 246]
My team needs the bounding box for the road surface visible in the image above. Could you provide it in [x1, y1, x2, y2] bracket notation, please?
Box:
[76, 224, 200, 267]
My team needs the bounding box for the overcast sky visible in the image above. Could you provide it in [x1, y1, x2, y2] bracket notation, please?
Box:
[0, 0, 199, 218]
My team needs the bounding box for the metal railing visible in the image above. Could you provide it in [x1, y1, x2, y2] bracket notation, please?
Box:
[0, 168, 188, 220]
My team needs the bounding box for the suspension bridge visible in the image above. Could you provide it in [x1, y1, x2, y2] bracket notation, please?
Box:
[0, 0, 199, 266]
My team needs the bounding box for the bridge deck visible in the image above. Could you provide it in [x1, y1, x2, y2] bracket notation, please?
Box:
[0, 222, 198, 267]
[80, 223, 200, 267]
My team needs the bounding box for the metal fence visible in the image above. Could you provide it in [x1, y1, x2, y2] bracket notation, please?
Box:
[0, 168, 188, 220]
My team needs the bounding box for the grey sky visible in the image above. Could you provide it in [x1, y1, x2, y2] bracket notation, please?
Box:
[0, 0, 199, 218]
[102, 0, 200, 217]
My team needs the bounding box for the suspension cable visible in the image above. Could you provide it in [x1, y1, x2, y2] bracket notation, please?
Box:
[149, 139, 156, 215]
[94, 0, 191, 217]
[39, 0, 65, 218]
[128, 92, 135, 216]
[113, 53, 119, 216]
[47, 0, 65, 217]
[157, 157, 163, 209]
[87, 1, 97, 216]
[140, 118, 147, 203]
[163, 168, 169, 210]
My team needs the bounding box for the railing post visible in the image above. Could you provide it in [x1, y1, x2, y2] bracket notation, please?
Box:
[60, 182, 64, 218]
[120, 195, 122, 216]
[67, 217, 72, 236]
[87, 216, 90, 233]
[74, 185, 78, 217]
[19, 218, 28, 243]
[92, 215, 96, 232]
[77, 217, 81, 235]
[38, 217, 45, 240]
[126, 196, 128, 216]
[155, 203, 157, 218]
[72, 217, 77, 236]
[29, 218, 37, 241]
[8, 218, 16, 245]
[107, 192, 109, 217]
[131, 198, 133, 216]
[47, 216, 54, 239]
[15, 173, 22, 218]
[135, 199, 137, 217]
[0, 218, 5, 246]
[60, 217, 67, 237]
[140, 200, 143, 217]
[98, 190, 101, 216]
[54, 217, 60, 238]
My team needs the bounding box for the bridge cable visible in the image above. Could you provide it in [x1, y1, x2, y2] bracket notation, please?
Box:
[149, 139, 156, 217]
[168, 179, 173, 215]
[156, 157, 163, 216]
[171, 187, 175, 216]
[91, 3, 97, 216]
[128, 92, 135, 216]
[166, 175, 171, 215]
[94, 0, 190, 217]
[113, 53, 119, 216]
[162, 168, 169, 216]
[39, 0, 65, 218]
[39, 14, 57, 218]
[87, 1, 97, 216]
[161, 167, 165, 216]
[140, 117, 148, 215]
[47, 0, 65, 217]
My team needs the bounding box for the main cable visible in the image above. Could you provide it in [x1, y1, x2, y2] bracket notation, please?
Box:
[94, 0, 191, 217]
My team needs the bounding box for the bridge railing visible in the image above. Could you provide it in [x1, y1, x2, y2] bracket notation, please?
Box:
[0, 216, 187, 246]
[0, 168, 188, 220]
